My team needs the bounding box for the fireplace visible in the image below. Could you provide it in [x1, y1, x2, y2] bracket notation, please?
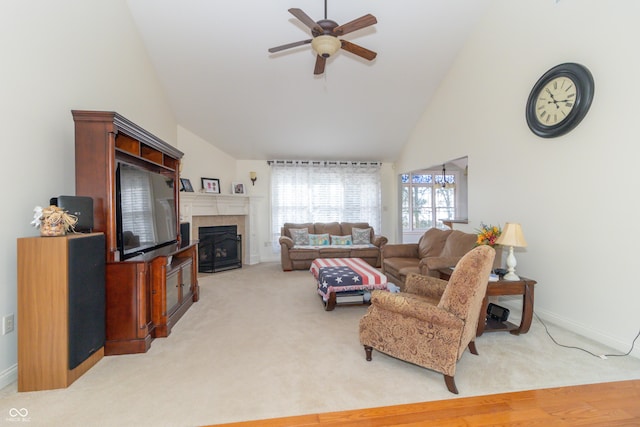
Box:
[181, 193, 256, 266]
[198, 225, 242, 273]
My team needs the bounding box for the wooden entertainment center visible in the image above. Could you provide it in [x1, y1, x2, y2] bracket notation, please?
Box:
[73, 110, 199, 355]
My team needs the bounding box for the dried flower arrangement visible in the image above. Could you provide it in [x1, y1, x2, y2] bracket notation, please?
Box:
[31, 205, 78, 236]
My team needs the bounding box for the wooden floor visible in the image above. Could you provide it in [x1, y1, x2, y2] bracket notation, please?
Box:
[207, 379, 640, 427]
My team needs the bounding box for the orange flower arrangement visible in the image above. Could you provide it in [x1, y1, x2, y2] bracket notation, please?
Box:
[476, 222, 502, 246]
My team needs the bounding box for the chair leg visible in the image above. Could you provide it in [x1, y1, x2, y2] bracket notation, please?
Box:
[444, 375, 459, 394]
[468, 341, 479, 355]
[443, 341, 477, 395]
[364, 345, 373, 361]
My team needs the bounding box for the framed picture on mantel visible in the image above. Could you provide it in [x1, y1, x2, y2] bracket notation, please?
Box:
[201, 178, 220, 194]
[180, 178, 194, 192]
[232, 182, 245, 195]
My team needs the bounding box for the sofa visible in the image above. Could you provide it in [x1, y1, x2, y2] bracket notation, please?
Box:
[279, 222, 388, 271]
[381, 228, 477, 289]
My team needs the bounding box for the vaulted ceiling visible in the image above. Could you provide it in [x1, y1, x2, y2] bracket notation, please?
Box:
[126, 0, 489, 161]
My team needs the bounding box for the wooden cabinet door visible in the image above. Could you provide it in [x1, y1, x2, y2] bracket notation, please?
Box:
[166, 268, 180, 314]
[105, 261, 153, 355]
[179, 259, 194, 302]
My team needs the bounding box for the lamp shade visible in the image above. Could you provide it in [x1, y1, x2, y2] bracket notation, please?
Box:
[495, 222, 528, 248]
[311, 35, 341, 58]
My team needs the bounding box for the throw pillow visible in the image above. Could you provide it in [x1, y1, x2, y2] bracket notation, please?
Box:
[289, 228, 309, 246]
[331, 235, 353, 245]
[309, 233, 330, 246]
[352, 227, 372, 244]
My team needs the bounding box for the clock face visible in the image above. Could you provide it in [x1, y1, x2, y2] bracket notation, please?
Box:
[526, 63, 594, 138]
[534, 76, 577, 126]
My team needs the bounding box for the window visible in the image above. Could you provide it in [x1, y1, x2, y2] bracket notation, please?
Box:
[270, 161, 381, 249]
[401, 168, 456, 231]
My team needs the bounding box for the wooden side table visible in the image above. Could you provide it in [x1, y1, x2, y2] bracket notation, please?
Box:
[438, 269, 537, 337]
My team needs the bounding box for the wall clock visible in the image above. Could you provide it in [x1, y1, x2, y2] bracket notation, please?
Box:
[525, 63, 594, 138]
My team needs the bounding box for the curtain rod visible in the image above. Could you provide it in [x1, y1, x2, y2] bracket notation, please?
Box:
[267, 160, 382, 166]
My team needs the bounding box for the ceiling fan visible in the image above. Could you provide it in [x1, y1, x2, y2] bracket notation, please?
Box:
[268, 0, 377, 75]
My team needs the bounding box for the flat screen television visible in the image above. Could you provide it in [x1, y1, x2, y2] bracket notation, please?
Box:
[116, 161, 178, 260]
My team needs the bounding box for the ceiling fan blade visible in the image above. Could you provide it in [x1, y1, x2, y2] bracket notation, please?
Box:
[288, 8, 323, 33]
[314, 55, 327, 75]
[340, 40, 377, 61]
[268, 39, 312, 53]
[333, 14, 377, 36]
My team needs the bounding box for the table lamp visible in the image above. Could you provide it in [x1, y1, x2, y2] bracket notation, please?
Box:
[495, 222, 527, 281]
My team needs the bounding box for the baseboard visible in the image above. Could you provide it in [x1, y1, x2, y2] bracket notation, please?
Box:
[261, 254, 280, 263]
[0, 363, 17, 390]
[500, 299, 640, 359]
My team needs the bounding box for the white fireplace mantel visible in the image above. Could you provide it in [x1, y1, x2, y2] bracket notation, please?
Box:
[180, 193, 249, 220]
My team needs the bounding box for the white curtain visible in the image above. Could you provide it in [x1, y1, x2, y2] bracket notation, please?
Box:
[270, 160, 382, 250]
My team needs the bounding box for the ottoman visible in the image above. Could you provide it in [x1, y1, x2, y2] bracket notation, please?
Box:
[310, 258, 388, 311]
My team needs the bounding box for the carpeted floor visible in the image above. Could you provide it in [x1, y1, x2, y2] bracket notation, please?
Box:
[2, 262, 640, 426]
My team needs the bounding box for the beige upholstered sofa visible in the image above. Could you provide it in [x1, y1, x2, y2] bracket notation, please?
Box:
[279, 222, 388, 271]
[381, 228, 477, 289]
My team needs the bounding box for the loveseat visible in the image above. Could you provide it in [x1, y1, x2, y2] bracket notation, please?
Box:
[381, 228, 477, 289]
[279, 222, 388, 271]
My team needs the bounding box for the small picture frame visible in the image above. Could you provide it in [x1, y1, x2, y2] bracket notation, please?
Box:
[179, 178, 194, 192]
[201, 178, 220, 194]
[232, 182, 246, 195]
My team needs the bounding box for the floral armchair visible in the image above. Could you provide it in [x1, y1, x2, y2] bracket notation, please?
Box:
[359, 245, 495, 394]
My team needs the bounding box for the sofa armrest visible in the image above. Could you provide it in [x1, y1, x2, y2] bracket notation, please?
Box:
[420, 256, 464, 274]
[403, 273, 448, 300]
[279, 236, 294, 249]
[373, 235, 388, 248]
[382, 243, 419, 259]
[370, 290, 463, 328]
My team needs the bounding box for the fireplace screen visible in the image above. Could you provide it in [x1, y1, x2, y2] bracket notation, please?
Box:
[198, 225, 242, 273]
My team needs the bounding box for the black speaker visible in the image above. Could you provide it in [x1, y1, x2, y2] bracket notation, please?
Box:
[487, 303, 510, 322]
[68, 234, 105, 370]
[50, 195, 94, 232]
[180, 222, 190, 248]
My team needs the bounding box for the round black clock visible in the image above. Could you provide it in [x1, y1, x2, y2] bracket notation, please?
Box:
[526, 63, 594, 138]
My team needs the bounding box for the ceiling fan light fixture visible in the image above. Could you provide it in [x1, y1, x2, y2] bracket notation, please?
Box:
[311, 35, 341, 58]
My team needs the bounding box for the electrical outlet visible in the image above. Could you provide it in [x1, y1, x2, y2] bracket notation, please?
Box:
[2, 314, 14, 335]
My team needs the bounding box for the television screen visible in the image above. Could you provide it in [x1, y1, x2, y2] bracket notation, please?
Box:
[116, 162, 178, 259]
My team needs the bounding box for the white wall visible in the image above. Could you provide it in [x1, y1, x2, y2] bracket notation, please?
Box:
[379, 164, 398, 244]
[236, 160, 274, 263]
[397, 0, 640, 356]
[177, 126, 237, 195]
[0, 0, 177, 388]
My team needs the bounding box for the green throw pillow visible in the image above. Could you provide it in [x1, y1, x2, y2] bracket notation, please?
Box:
[309, 233, 330, 246]
[331, 235, 352, 245]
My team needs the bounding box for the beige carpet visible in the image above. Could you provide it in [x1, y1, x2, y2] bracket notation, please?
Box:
[2, 262, 640, 426]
